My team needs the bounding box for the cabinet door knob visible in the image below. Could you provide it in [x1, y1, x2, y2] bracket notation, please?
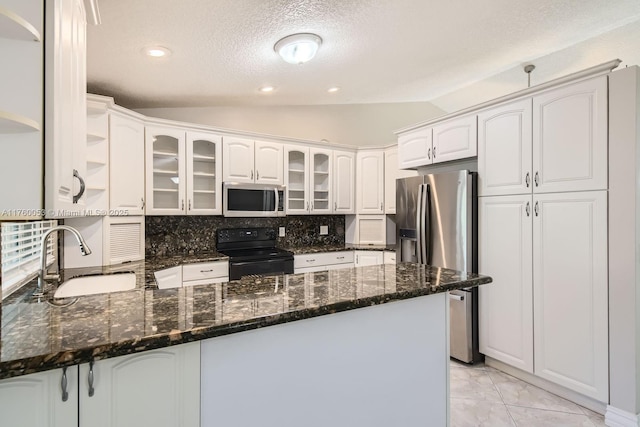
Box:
[88, 360, 95, 397]
[61, 367, 69, 402]
[72, 169, 85, 204]
[525, 173, 530, 188]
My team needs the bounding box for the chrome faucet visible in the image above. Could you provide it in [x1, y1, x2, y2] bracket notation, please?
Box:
[36, 225, 92, 296]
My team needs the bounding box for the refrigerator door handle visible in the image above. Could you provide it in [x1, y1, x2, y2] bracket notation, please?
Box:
[425, 183, 432, 265]
[416, 184, 424, 264]
[419, 183, 429, 265]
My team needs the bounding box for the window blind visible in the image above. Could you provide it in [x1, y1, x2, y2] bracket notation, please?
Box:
[1, 220, 58, 297]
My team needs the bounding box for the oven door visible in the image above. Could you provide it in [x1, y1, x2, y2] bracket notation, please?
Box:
[223, 183, 285, 217]
[228, 258, 294, 280]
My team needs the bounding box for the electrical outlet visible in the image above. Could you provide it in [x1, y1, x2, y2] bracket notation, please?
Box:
[320, 225, 328, 235]
[279, 227, 286, 237]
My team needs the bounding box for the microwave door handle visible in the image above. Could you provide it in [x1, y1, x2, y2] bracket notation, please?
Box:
[274, 188, 279, 215]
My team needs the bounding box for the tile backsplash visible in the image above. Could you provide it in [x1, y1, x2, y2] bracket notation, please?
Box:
[145, 215, 345, 257]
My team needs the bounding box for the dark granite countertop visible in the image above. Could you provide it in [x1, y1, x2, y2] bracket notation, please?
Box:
[285, 244, 396, 255]
[0, 263, 491, 380]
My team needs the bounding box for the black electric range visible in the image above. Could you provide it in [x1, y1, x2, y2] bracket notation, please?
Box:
[216, 227, 294, 280]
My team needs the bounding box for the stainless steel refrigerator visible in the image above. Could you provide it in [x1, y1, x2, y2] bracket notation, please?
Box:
[396, 170, 481, 363]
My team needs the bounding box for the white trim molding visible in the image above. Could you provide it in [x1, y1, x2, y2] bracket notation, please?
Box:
[606, 406, 640, 427]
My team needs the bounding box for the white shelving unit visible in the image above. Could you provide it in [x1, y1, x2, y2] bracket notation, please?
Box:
[0, 0, 43, 219]
[84, 99, 109, 213]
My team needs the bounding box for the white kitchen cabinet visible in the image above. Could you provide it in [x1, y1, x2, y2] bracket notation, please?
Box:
[384, 146, 418, 214]
[223, 137, 283, 184]
[356, 150, 384, 214]
[109, 112, 145, 215]
[294, 251, 355, 273]
[532, 191, 608, 401]
[145, 126, 186, 215]
[532, 76, 608, 194]
[431, 114, 477, 164]
[333, 150, 356, 214]
[154, 265, 183, 289]
[478, 195, 534, 373]
[383, 251, 396, 264]
[79, 343, 200, 427]
[45, 0, 87, 218]
[0, 0, 44, 219]
[354, 250, 384, 267]
[186, 131, 222, 214]
[0, 366, 78, 427]
[310, 147, 332, 214]
[397, 126, 432, 169]
[84, 98, 109, 213]
[347, 215, 387, 245]
[477, 99, 532, 197]
[146, 126, 222, 215]
[182, 260, 229, 286]
[284, 145, 310, 214]
[479, 191, 608, 400]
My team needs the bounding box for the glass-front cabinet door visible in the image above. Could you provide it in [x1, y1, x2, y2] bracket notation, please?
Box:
[310, 148, 332, 214]
[187, 132, 222, 215]
[145, 126, 186, 215]
[284, 145, 309, 214]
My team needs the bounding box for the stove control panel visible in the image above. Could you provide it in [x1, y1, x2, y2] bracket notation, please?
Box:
[217, 228, 277, 244]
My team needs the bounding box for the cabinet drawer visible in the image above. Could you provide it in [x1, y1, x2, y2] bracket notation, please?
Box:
[294, 251, 354, 269]
[154, 266, 183, 290]
[182, 261, 229, 281]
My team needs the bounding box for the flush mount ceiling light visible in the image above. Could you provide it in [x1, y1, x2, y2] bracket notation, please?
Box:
[274, 33, 322, 65]
[327, 86, 340, 93]
[143, 46, 171, 58]
[259, 86, 275, 93]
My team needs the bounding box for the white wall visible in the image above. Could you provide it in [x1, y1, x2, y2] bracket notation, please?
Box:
[136, 102, 445, 147]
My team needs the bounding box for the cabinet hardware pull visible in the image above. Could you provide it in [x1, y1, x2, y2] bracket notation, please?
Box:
[526, 202, 530, 217]
[311, 202, 314, 210]
[307, 201, 309, 211]
[334, 202, 337, 211]
[449, 294, 464, 301]
[88, 361, 95, 397]
[534, 201, 539, 217]
[525, 173, 530, 188]
[251, 170, 254, 180]
[72, 169, 86, 204]
[428, 148, 431, 159]
[61, 367, 69, 402]
[336, 256, 344, 260]
[256, 170, 259, 180]
[534, 171, 539, 187]
[380, 202, 383, 211]
[188, 199, 192, 210]
[306, 259, 315, 263]
[181, 199, 185, 210]
[433, 147, 436, 159]
[141, 197, 145, 210]
[200, 269, 215, 273]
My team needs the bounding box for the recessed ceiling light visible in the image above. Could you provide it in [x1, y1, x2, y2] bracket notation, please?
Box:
[143, 46, 171, 57]
[274, 33, 322, 65]
[260, 86, 275, 93]
[328, 87, 340, 93]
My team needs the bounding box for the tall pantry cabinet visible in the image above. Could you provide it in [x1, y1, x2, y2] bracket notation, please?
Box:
[477, 76, 609, 401]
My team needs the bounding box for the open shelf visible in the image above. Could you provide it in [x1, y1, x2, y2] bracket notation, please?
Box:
[0, 110, 40, 133]
[0, 7, 41, 42]
[314, 171, 329, 175]
[153, 150, 178, 158]
[154, 188, 179, 193]
[193, 190, 216, 194]
[288, 168, 305, 173]
[192, 154, 216, 162]
[193, 172, 215, 177]
[153, 169, 179, 175]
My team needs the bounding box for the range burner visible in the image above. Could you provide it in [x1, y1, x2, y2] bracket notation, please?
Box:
[216, 227, 294, 280]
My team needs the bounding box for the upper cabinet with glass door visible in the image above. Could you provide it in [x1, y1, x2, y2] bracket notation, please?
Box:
[310, 148, 332, 214]
[145, 126, 222, 215]
[284, 145, 310, 214]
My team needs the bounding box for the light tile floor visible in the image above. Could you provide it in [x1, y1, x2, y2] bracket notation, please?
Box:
[449, 360, 606, 427]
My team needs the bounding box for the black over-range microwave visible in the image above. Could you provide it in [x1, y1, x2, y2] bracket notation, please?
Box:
[223, 182, 286, 217]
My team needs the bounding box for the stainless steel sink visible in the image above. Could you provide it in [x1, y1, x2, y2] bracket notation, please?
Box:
[54, 272, 137, 298]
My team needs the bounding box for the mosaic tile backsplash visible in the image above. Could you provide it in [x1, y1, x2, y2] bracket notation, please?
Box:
[145, 215, 345, 257]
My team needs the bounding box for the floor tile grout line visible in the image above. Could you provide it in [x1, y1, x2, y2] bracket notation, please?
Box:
[485, 363, 519, 426]
[504, 402, 593, 416]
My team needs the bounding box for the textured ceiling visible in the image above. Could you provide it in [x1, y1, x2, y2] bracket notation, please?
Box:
[87, 0, 640, 109]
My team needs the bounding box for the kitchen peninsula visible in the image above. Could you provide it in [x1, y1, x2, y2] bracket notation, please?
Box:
[0, 262, 491, 427]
